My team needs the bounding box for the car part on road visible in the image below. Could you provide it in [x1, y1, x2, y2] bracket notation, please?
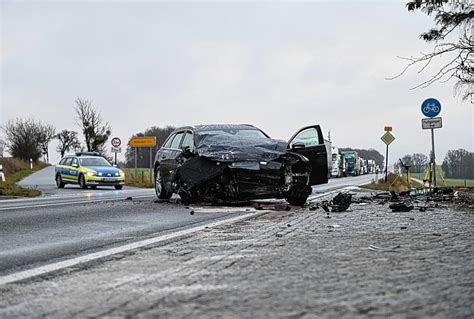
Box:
[389, 201, 414, 212]
[368, 244, 400, 252]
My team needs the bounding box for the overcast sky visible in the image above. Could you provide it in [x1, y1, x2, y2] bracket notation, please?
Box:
[1, 0, 472, 164]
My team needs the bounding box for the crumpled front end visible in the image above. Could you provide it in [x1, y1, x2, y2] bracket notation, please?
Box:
[175, 152, 312, 204]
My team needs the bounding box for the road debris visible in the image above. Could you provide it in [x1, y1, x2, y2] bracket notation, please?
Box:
[389, 202, 414, 212]
[368, 244, 400, 252]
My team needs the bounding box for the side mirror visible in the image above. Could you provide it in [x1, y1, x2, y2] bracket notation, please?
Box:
[291, 142, 306, 150]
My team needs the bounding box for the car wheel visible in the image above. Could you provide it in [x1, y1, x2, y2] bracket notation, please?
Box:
[114, 185, 123, 190]
[79, 174, 88, 189]
[155, 168, 172, 199]
[56, 174, 65, 188]
[286, 196, 308, 206]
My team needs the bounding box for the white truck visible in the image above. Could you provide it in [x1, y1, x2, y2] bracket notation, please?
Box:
[330, 146, 345, 178]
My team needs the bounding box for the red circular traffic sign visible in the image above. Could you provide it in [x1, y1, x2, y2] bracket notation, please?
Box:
[111, 137, 121, 147]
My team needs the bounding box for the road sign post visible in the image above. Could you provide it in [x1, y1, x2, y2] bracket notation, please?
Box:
[129, 136, 157, 184]
[421, 98, 442, 188]
[111, 137, 122, 165]
[381, 131, 395, 183]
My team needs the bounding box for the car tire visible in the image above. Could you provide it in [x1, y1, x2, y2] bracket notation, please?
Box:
[56, 174, 65, 189]
[155, 168, 172, 199]
[79, 174, 88, 189]
[114, 185, 123, 190]
[286, 196, 308, 206]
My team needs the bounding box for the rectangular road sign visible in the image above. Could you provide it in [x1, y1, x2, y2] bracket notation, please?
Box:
[111, 147, 122, 153]
[129, 136, 157, 147]
[381, 132, 395, 145]
[384, 126, 392, 132]
[422, 117, 442, 129]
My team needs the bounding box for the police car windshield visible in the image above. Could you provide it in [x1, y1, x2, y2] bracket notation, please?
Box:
[79, 157, 111, 167]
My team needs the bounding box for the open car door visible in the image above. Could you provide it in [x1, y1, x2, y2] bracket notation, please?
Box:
[288, 125, 328, 185]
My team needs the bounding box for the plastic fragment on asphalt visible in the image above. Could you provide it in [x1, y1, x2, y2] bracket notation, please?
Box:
[368, 244, 400, 252]
[389, 202, 414, 212]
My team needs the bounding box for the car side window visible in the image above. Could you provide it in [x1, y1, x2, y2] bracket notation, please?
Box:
[170, 132, 184, 149]
[63, 158, 73, 166]
[59, 158, 66, 165]
[162, 134, 175, 148]
[71, 158, 79, 167]
[181, 132, 194, 151]
[290, 128, 321, 148]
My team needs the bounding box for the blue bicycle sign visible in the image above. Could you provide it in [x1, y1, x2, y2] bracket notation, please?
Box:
[421, 98, 441, 117]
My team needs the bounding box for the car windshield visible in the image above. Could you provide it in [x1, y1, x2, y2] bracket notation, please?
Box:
[79, 157, 111, 167]
[196, 128, 267, 140]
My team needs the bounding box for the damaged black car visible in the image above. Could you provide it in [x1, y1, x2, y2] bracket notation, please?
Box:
[153, 124, 328, 205]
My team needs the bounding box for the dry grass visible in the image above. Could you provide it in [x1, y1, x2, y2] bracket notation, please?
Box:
[361, 173, 425, 192]
[123, 168, 154, 188]
[0, 158, 48, 197]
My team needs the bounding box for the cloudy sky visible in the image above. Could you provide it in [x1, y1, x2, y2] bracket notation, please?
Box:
[1, 0, 472, 164]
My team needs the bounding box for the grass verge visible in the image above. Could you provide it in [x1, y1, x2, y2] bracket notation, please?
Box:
[0, 158, 48, 197]
[411, 172, 474, 187]
[123, 168, 154, 188]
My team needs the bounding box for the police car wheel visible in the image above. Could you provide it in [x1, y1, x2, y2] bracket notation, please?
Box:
[79, 174, 88, 189]
[56, 174, 65, 189]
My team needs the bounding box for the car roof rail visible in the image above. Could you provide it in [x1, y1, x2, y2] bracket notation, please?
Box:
[76, 152, 101, 157]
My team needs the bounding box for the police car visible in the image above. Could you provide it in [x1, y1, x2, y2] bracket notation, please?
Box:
[55, 152, 125, 190]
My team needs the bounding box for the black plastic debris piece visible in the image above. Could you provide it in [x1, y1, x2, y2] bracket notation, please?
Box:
[390, 191, 399, 202]
[125, 197, 133, 201]
[368, 244, 400, 252]
[330, 192, 352, 212]
[389, 201, 414, 212]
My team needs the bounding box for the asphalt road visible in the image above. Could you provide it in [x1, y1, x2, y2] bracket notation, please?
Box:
[1, 167, 375, 278]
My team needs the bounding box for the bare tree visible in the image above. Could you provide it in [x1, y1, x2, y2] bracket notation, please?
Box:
[389, 1, 473, 101]
[411, 152, 429, 173]
[56, 129, 81, 158]
[0, 138, 5, 157]
[74, 97, 112, 153]
[125, 126, 175, 168]
[1, 118, 43, 162]
[38, 124, 56, 163]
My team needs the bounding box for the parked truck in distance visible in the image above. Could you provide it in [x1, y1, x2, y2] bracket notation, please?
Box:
[367, 159, 376, 174]
[324, 139, 332, 178]
[342, 151, 360, 176]
[331, 146, 346, 178]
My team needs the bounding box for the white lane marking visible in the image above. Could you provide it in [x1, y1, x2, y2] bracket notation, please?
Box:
[0, 210, 269, 286]
[0, 189, 155, 203]
[0, 195, 155, 211]
[190, 207, 258, 214]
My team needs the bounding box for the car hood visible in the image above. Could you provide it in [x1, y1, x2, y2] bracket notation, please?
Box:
[84, 166, 121, 174]
[195, 133, 288, 162]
